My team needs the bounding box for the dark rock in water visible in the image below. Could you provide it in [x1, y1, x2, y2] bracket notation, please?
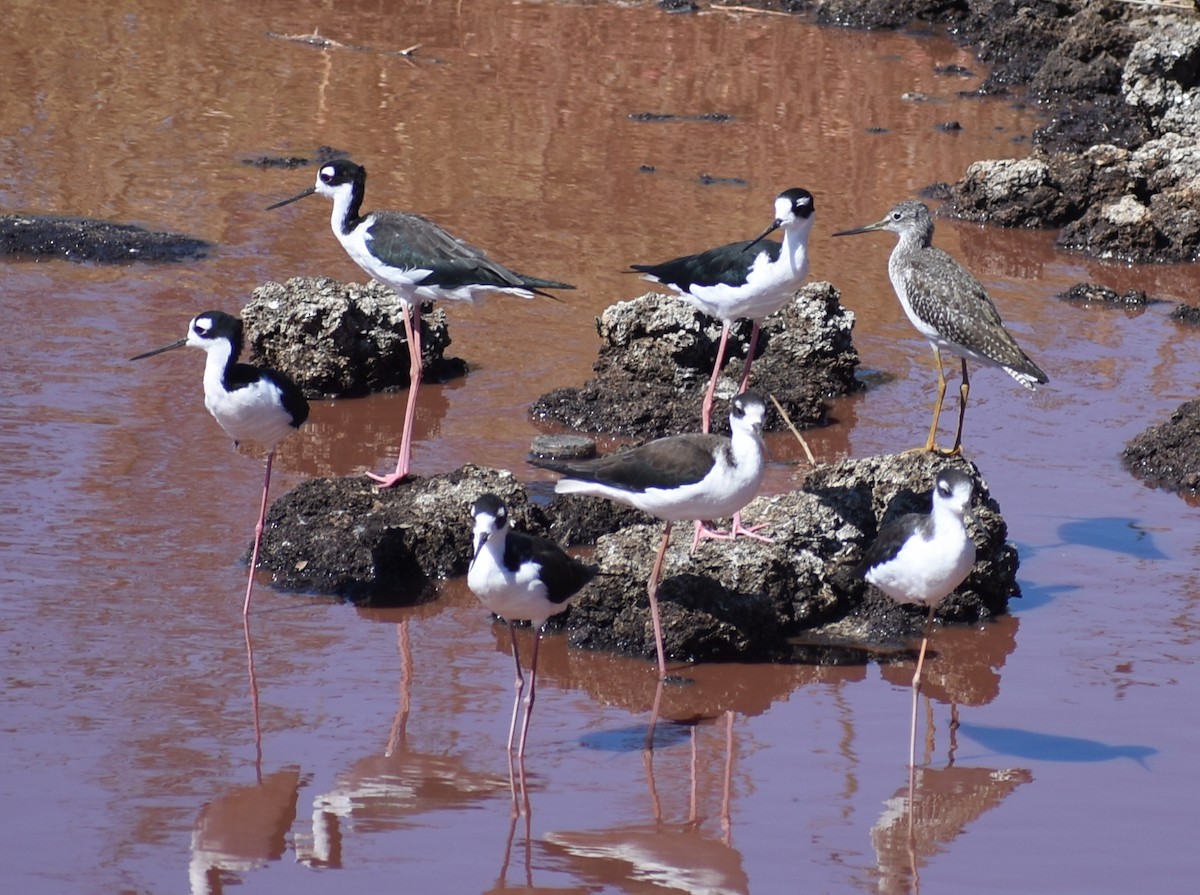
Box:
[0, 213, 209, 263]
[1123, 400, 1200, 496]
[531, 283, 861, 438]
[1057, 283, 1156, 306]
[529, 434, 596, 461]
[256, 465, 547, 603]
[1170, 303, 1200, 326]
[241, 276, 467, 399]
[257, 453, 1020, 666]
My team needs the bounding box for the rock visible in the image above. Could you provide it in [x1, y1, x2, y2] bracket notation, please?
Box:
[255, 465, 546, 602]
[1123, 400, 1200, 497]
[1057, 283, 1155, 307]
[1170, 303, 1200, 326]
[0, 213, 209, 263]
[255, 453, 1021, 667]
[531, 282, 861, 438]
[241, 276, 466, 398]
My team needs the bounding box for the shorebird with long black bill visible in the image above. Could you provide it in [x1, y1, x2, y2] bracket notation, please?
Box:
[832, 200, 1047, 454]
[857, 467, 976, 770]
[529, 391, 768, 680]
[131, 311, 309, 615]
[631, 188, 815, 435]
[468, 494, 597, 759]
[267, 158, 574, 487]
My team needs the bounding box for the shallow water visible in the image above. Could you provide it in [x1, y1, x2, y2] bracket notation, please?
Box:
[2, 1, 1198, 893]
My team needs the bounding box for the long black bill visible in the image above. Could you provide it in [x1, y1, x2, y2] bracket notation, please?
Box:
[129, 338, 187, 362]
[265, 186, 316, 211]
[742, 219, 782, 254]
[472, 533, 488, 564]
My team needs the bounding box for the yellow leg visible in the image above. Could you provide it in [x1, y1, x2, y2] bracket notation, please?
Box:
[923, 346, 947, 452]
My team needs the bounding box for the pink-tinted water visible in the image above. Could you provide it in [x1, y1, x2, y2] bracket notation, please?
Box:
[2, 2, 1197, 893]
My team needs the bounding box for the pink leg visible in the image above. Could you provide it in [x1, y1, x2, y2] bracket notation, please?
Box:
[701, 322, 732, 434]
[506, 623, 526, 753]
[909, 603, 937, 769]
[691, 511, 774, 553]
[646, 523, 673, 679]
[736, 321, 762, 396]
[243, 450, 275, 617]
[368, 301, 423, 487]
[515, 629, 542, 760]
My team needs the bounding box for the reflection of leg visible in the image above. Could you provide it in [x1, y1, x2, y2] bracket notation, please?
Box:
[506, 623, 526, 752]
[736, 321, 762, 396]
[923, 346, 947, 452]
[642, 698, 664, 819]
[243, 614, 263, 784]
[385, 620, 412, 756]
[721, 711, 735, 845]
[644, 676, 665, 752]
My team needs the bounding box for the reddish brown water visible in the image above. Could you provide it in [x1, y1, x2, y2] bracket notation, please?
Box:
[3, 2, 1198, 893]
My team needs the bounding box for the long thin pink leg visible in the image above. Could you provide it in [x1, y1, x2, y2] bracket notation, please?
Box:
[515, 630, 542, 760]
[369, 300, 423, 487]
[909, 603, 937, 769]
[243, 449, 275, 617]
[736, 321, 761, 395]
[506, 623, 525, 753]
[701, 322, 732, 434]
[646, 523, 673, 680]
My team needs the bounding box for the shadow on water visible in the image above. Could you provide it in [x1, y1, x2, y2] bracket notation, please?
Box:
[957, 723, 1157, 767]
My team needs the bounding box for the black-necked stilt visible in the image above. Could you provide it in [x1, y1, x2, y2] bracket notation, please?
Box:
[468, 494, 596, 759]
[267, 158, 574, 487]
[631, 188, 815, 434]
[832, 201, 1047, 455]
[530, 391, 768, 679]
[131, 311, 309, 615]
[857, 467, 976, 769]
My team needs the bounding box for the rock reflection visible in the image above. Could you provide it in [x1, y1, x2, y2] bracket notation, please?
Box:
[870, 764, 1033, 895]
[188, 767, 304, 895]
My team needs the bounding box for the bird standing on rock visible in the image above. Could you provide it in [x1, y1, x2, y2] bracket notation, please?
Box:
[857, 467, 977, 769]
[268, 158, 574, 487]
[131, 311, 309, 616]
[529, 391, 769, 680]
[468, 494, 596, 759]
[833, 200, 1047, 454]
[631, 188, 815, 434]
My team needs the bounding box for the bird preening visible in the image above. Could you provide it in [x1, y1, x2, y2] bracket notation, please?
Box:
[130, 311, 309, 616]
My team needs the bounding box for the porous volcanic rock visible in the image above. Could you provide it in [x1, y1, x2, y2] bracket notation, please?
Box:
[531, 282, 861, 438]
[1123, 400, 1200, 496]
[255, 452, 1020, 667]
[241, 276, 466, 398]
[0, 213, 209, 263]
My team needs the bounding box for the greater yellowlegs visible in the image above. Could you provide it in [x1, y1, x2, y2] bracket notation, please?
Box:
[833, 201, 1047, 454]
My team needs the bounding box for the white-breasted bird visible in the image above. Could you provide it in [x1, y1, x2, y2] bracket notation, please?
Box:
[131, 311, 309, 615]
[468, 493, 596, 759]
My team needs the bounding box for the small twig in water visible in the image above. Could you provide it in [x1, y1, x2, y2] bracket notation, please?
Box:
[768, 394, 817, 466]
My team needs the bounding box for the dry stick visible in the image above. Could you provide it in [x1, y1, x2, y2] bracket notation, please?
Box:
[768, 394, 817, 466]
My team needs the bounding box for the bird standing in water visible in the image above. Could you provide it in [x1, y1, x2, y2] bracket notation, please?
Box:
[857, 467, 977, 768]
[468, 494, 596, 759]
[131, 311, 309, 615]
[267, 158, 573, 487]
[833, 200, 1047, 454]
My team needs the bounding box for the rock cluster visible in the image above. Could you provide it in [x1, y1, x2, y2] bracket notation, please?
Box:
[0, 213, 209, 263]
